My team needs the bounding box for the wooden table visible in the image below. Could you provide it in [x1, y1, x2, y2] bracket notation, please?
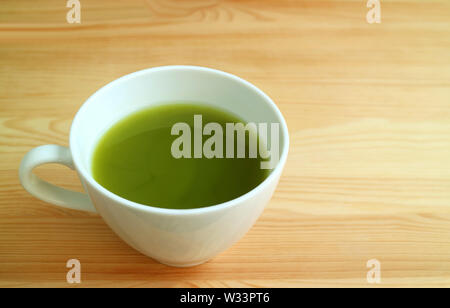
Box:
[1, 0, 450, 288]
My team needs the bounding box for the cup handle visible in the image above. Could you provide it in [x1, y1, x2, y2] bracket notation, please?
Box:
[19, 145, 97, 213]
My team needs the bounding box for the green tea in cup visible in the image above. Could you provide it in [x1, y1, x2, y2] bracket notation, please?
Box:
[92, 103, 270, 210]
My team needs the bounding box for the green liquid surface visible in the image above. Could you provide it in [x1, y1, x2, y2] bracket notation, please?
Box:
[92, 104, 269, 209]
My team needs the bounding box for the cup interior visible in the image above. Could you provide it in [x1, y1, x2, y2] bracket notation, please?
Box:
[70, 66, 288, 192]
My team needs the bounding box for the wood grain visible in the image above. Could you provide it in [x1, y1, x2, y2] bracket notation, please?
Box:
[1, 0, 450, 287]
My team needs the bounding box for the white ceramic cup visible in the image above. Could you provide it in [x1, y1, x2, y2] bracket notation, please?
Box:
[19, 66, 289, 267]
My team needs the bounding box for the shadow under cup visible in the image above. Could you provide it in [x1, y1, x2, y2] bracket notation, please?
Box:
[70, 66, 289, 266]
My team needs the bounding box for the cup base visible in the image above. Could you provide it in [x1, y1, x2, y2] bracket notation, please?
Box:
[158, 259, 209, 268]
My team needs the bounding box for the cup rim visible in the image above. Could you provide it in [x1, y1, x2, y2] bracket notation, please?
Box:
[70, 65, 290, 216]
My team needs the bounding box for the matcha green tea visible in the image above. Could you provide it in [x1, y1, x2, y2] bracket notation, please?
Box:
[92, 104, 269, 209]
